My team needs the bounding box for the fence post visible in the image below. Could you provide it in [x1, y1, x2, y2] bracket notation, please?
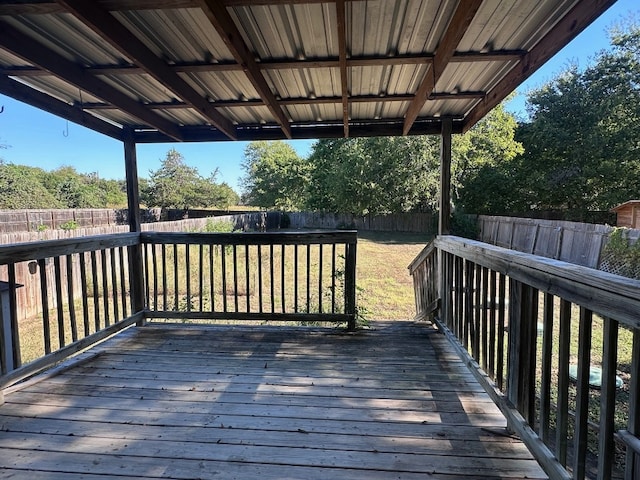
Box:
[344, 235, 357, 331]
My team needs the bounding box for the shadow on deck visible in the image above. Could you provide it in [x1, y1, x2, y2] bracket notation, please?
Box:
[0, 321, 546, 479]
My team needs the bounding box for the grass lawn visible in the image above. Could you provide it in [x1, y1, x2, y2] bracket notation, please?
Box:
[355, 231, 432, 321]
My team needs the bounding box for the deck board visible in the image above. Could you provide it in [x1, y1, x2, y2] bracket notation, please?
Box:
[0, 321, 547, 479]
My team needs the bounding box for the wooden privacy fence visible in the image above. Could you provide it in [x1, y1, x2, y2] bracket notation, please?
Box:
[0, 214, 274, 322]
[409, 235, 640, 479]
[0, 230, 357, 390]
[141, 231, 357, 328]
[477, 215, 640, 268]
[286, 211, 434, 233]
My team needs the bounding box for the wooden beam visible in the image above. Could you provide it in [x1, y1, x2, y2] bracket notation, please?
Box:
[0, 20, 183, 141]
[2, 51, 525, 77]
[197, 0, 292, 139]
[403, 0, 483, 136]
[56, 0, 237, 140]
[0, 75, 123, 140]
[81, 91, 483, 111]
[462, 0, 617, 132]
[0, 0, 331, 15]
[336, 0, 349, 137]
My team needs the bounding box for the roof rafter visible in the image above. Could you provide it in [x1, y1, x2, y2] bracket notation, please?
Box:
[462, 0, 618, 132]
[197, 0, 292, 139]
[0, 19, 184, 141]
[402, 0, 483, 135]
[336, 0, 349, 137]
[0, 75, 123, 140]
[56, 0, 237, 140]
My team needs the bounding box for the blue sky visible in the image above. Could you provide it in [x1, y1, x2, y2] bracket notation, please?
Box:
[0, 0, 637, 193]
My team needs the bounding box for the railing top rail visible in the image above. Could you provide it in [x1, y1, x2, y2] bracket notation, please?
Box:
[435, 235, 640, 329]
[0, 232, 140, 264]
[141, 230, 358, 246]
[407, 239, 436, 273]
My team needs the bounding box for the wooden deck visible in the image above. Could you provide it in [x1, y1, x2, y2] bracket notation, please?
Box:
[0, 321, 547, 479]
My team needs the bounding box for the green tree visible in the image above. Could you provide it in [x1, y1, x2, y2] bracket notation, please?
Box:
[452, 102, 524, 213]
[505, 21, 640, 218]
[307, 136, 440, 215]
[0, 162, 62, 209]
[143, 149, 238, 210]
[240, 141, 309, 209]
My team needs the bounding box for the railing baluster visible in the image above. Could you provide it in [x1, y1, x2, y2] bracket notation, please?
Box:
[186, 244, 191, 312]
[66, 254, 78, 343]
[8, 264, 20, 369]
[331, 243, 336, 314]
[454, 255, 463, 339]
[173, 244, 179, 311]
[209, 244, 216, 312]
[318, 244, 323, 314]
[281, 244, 286, 314]
[119, 246, 128, 318]
[221, 244, 227, 313]
[480, 266, 488, 370]
[269, 244, 275, 313]
[90, 251, 100, 331]
[54, 257, 65, 348]
[294, 244, 298, 313]
[598, 316, 618, 480]
[496, 272, 506, 390]
[257, 244, 263, 313]
[232, 244, 238, 312]
[79, 253, 90, 336]
[488, 269, 497, 379]
[556, 299, 572, 466]
[199, 244, 204, 312]
[151, 244, 158, 311]
[539, 292, 554, 444]
[110, 247, 119, 321]
[101, 250, 110, 326]
[162, 244, 168, 311]
[38, 258, 51, 354]
[573, 307, 593, 479]
[625, 330, 640, 480]
[463, 259, 473, 351]
[306, 244, 311, 314]
[245, 245, 250, 313]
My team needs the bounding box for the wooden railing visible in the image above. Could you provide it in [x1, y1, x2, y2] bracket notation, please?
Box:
[409, 235, 640, 480]
[0, 231, 357, 389]
[140, 231, 357, 327]
[0, 233, 142, 388]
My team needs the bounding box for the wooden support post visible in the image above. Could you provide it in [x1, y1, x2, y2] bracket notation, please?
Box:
[437, 118, 452, 323]
[124, 128, 145, 326]
[438, 117, 452, 236]
[344, 238, 357, 331]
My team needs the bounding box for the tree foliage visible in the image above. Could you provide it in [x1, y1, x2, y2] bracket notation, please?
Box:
[240, 141, 310, 209]
[239, 105, 522, 215]
[470, 21, 640, 218]
[307, 136, 441, 215]
[142, 148, 238, 210]
[0, 162, 126, 209]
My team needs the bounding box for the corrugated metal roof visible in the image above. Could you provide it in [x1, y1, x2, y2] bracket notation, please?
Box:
[0, 0, 616, 142]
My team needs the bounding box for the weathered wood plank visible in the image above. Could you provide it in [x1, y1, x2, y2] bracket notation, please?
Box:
[0, 322, 547, 479]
